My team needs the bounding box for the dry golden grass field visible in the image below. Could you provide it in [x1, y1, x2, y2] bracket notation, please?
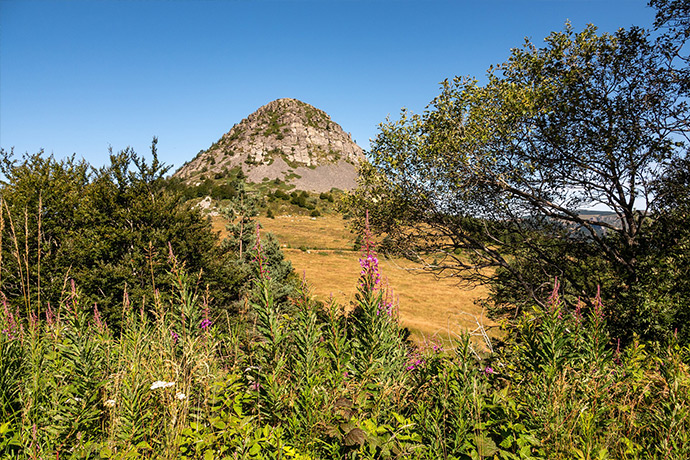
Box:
[212, 214, 496, 344]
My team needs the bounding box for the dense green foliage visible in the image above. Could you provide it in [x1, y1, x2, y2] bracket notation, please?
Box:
[348, 20, 690, 345]
[0, 140, 294, 330]
[165, 171, 243, 201]
[1, 229, 689, 459]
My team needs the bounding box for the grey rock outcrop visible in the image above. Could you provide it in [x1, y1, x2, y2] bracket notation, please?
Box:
[174, 98, 366, 192]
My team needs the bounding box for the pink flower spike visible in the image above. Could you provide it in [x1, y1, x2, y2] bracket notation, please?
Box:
[548, 277, 561, 312]
[46, 303, 55, 327]
[93, 304, 106, 331]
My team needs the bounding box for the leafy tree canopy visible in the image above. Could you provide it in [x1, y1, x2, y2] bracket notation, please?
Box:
[348, 23, 690, 344]
[0, 139, 294, 331]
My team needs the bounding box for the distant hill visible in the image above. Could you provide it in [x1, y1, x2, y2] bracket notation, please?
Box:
[174, 98, 366, 192]
[577, 210, 621, 228]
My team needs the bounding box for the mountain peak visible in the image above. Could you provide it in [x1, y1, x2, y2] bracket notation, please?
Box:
[174, 98, 365, 192]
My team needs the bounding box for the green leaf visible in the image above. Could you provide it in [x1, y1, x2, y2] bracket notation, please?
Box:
[212, 419, 227, 430]
[523, 434, 540, 446]
[136, 441, 153, 450]
[248, 442, 261, 455]
[476, 435, 499, 457]
[499, 437, 513, 449]
[343, 428, 367, 447]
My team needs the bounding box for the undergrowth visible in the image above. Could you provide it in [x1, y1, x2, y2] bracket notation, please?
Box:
[0, 225, 688, 459]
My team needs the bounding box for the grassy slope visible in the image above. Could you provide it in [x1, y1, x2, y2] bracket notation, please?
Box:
[213, 213, 494, 343]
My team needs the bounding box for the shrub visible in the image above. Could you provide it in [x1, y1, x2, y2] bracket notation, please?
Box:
[274, 190, 289, 200]
[0, 142, 274, 331]
[353, 234, 363, 252]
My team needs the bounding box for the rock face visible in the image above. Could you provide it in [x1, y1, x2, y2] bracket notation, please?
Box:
[174, 98, 366, 192]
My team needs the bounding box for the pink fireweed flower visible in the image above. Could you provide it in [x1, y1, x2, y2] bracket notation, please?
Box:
[252, 223, 270, 280]
[357, 211, 402, 319]
[358, 211, 381, 288]
[593, 285, 604, 322]
[93, 304, 106, 331]
[406, 350, 424, 371]
[359, 253, 381, 287]
[423, 336, 444, 354]
[547, 277, 562, 318]
[406, 358, 424, 371]
[573, 297, 584, 325]
[200, 306, 212, 331]
[377, 279, 398, 317]
[1, 298, 21, 340]
[168, 241, 177, 264]
[171, 330, 179, 344]
[28, 311, 39, 332]
[483, 366, 495, 375]
[45, 303, 56, 328]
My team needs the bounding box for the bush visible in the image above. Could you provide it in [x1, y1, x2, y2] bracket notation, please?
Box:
[319, 192, 334, 202]
[353, 234, 363, 251]
[0, 142, 283, 331]
[274, 189, 289, 200]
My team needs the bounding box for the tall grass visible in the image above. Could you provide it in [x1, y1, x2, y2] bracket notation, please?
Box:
[0, 222, 688, 458]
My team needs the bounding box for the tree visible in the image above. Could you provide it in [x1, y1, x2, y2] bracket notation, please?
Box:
[639, 157, 690, 343]
[0, 140, 282, 331]
[79, 142, 240, 328]
[651, 0, 690, 42]
[349, 24, 689, 343]
[223, 178, 259, 260]
[650, 0, 690, 94]
[221, 180, 295, 311]
[0, 150, 92, 318]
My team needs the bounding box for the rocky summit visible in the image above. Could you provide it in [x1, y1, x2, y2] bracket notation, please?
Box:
[174, 98, 366, 192]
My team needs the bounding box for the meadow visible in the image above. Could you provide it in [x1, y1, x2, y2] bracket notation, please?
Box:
[214, 213, 494, 343]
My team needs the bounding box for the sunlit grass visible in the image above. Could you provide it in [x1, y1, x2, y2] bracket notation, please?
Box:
[215, 214, 495, 343]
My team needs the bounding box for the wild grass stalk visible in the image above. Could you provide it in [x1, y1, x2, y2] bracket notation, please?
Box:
[0, 210, 689, 459]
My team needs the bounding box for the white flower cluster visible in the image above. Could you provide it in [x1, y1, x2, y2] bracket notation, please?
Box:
[150, 380, 176, 390]
[104, 399, 116, 408]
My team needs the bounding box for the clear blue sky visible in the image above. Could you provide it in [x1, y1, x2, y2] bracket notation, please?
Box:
[0, 0, 658, 172]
